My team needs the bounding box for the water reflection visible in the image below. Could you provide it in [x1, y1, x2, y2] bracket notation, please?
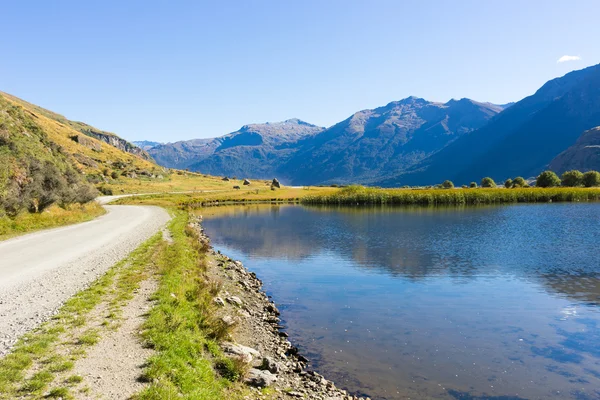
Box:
[202, 203, 600, 399]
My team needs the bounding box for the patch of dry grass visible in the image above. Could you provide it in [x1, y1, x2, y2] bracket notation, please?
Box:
[0, 202, 105, 241]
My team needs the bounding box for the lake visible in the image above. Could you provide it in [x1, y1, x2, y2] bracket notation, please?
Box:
[202, 203, 600, 400]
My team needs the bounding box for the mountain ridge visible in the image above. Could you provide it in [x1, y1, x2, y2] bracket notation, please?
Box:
[147, 97, 503, 183]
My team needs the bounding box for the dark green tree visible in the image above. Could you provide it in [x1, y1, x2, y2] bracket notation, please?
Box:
[582, 170, 600, 187]
[442, 180, 454, 189]
[469, 182, 478, 188]
[512, 176, 526, 187]
[504, 179, 513, 188]
[536, 171, 561, 187]
[481, 177, 496, 188]
[561, 170, 584, 187]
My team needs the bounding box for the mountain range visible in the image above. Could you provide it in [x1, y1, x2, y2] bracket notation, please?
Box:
[145, 98, 507, 184]
[144, 63, 600, 186]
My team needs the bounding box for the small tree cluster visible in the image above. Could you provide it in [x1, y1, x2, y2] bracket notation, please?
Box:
[534, 169, 600, 188]
[502, 176, 527, 188]
[1, 158, 97, 217]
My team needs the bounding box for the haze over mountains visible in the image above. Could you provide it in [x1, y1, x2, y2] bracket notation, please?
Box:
[143, 64, 600, 186]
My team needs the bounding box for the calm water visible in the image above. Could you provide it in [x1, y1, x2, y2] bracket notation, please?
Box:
[202, 204, 600, 400]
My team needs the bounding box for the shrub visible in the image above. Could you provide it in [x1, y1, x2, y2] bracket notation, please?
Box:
[582, 170, 600, 187]
[536, 171, 561, 187]
[561, 170, 584, 187]
[110, 171, 120, 179]
[504, 179, 513, 188]
[481, 177, 496, 188]
[512, 177, 526, 187]
[469, 182, 478, 188]
[441, 180, 454, 189]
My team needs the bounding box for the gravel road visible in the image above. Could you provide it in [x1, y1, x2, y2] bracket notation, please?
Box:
[0, 199, 170, 356]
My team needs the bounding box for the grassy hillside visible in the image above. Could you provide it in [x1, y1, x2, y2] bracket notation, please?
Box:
[0, 91, 174, 237]
[0, 91, 152, 160]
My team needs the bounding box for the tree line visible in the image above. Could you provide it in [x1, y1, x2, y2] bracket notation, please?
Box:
[439, 170, 600, 190]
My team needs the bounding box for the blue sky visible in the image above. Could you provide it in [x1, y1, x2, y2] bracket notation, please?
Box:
[1, 0, 599, 142]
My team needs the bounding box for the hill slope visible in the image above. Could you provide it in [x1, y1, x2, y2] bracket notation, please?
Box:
[149, 119, 324, 179]
[0, 92, 152, 161]
[0, 92, 166, 216]
[384, 63, 600, 186]
[549, 126, 600, 173]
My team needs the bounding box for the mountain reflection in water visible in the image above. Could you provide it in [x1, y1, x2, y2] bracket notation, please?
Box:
[202, 203, 600, 400]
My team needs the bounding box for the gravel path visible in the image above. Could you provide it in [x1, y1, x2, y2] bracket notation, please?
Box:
[73, 278, 158, 399]
[0, 203, 170, 356]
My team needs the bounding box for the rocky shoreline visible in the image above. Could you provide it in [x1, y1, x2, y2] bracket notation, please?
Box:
[195, 217, 371, 400]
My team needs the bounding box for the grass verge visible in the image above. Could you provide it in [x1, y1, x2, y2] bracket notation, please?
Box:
[0, 202, 105, 241]
[135, 211, 246, 400]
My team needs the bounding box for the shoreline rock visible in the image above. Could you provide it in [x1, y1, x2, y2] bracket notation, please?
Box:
[192, 216, 370, 400]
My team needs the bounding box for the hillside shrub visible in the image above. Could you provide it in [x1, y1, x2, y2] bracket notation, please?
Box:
[481, 177, 496, 188]
[583, 171, 600, 187]
[561, 170, 584, 187]
[536, 171, 561, 188]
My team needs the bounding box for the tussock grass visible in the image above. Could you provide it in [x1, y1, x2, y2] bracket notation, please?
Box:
[0, 202, 105, 241]
[301, 185, 600, 206]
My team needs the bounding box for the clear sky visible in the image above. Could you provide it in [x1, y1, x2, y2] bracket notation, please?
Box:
[1, 0, 599, 142]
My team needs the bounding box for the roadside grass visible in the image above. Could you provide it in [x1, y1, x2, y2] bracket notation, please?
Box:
[0, 232, 163, 399]
[301, 185, 600, 206]
[0, 202, 105, 241]
[135, 211, 247, 400]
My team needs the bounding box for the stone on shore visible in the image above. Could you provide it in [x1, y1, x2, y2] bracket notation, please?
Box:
[245, 368, 278, 387]
[222, 342, 260, 363]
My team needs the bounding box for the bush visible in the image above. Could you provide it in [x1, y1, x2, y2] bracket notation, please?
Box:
[110, 171, 121, 180]
[469, 182, 478, 188]
[536, 171, 561, 188]
[561, 170, 584, 187]
[582, 170, 600, 187]
[504, 179, 513, 188]
[512, 177, 526, 187]
[481, 177, 496, 188]
[441, 180, 454, 189]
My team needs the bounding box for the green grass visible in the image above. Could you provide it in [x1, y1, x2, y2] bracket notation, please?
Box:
[301, 185, 600, 206]
[136, 212, 244, 400]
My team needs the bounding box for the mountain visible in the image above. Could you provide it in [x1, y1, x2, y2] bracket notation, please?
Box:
[281, 97, 504, 184]
[548, 126, 600, 173]
[0, 91, 152, 161]
[133, 140, 163, 151]
[148, 119, 324, 179]
[383, 63, 600, 186]
[147, 99, 503, 184]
